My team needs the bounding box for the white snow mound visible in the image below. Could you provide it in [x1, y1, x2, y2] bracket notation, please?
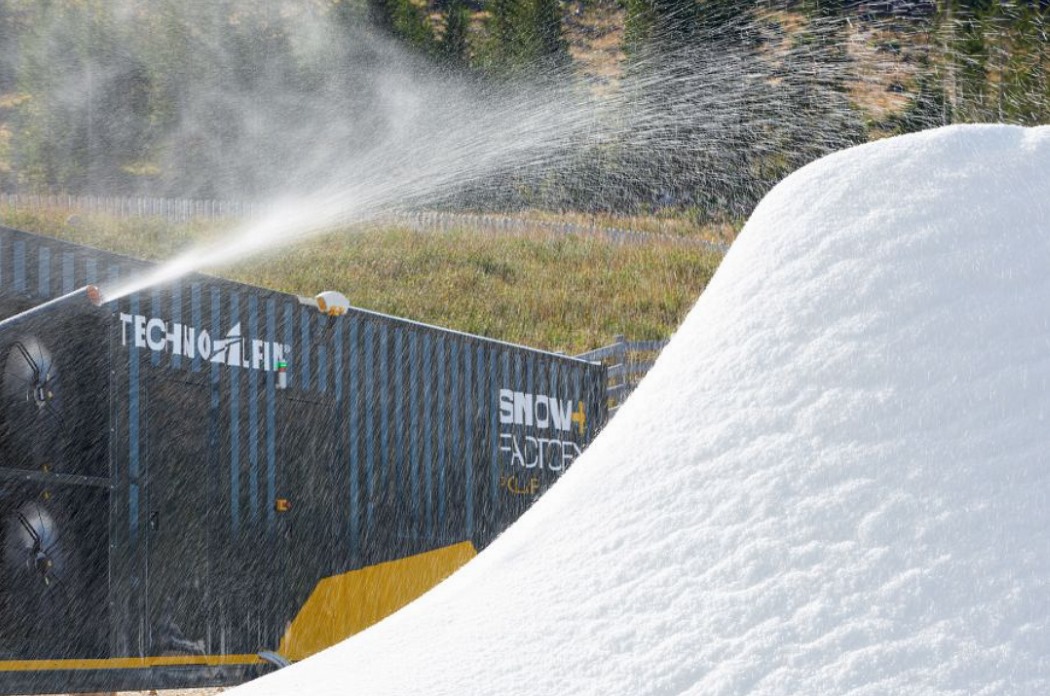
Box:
[236, 124, 1050, 695]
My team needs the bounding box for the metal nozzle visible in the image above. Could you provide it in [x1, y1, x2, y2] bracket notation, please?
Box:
[0, 286, 107, 334]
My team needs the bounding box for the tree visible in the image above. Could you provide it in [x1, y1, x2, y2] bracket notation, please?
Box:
[893, 72, 953, 133]
[486, 0, 532, 73]
[935, 0, 1050, 124]
[14, 1, 154, 193]
[622, 0, 771, 215]
[357, 0, 436, 54]
[530, 0, 570, 71]
[625, 0, 698, 55]
[392, 0, 438, 54]
[440, 0, 471, 68]
[944, 0, 995, 121]
[486, 0, 569, 75]
[994, 1, 1050, 124]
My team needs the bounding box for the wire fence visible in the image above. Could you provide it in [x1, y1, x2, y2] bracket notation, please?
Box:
[0, 193, 261, 221]
[393, 211, 729, 251]
[0, 193, 729, 252]
[577, 335, 669, 415]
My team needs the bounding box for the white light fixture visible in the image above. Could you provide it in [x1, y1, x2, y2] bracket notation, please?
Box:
[315, 290, 351, 317]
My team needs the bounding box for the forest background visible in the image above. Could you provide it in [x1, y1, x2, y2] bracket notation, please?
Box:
[0, 0, 1046, 221]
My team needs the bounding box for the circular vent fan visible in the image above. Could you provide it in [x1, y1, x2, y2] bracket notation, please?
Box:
[1, 498, 81, 656]
[1, 336, 63, 469]
[3, 500, 67, 588]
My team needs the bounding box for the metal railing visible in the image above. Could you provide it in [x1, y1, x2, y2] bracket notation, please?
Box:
[577, 335, 669, 415]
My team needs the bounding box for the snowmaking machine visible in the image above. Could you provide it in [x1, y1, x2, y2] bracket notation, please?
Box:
[0, 225, 606, 693]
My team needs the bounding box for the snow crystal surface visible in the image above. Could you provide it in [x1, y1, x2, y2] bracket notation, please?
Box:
[234, 124, 1050, 695]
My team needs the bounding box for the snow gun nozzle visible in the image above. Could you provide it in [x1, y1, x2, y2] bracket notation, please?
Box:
[0, 285, 108, 334]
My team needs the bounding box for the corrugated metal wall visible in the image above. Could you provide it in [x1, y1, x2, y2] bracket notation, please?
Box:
[0, 225, 606, 676]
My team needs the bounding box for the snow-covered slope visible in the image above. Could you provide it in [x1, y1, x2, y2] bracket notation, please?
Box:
[235, 124, 1050, 695]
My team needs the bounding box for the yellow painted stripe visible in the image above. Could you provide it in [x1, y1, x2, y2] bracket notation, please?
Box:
[0, 543, 478, 672]
[0, 654, 263, 672]
[279, 541, 477, 661]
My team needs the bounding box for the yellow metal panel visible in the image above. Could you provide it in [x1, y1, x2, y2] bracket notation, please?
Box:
[278, 541, 477, 661]
[0, 654, 263, 672]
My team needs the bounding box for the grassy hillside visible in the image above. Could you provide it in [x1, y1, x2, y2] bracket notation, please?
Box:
[559, 3, 933, 138]
[0, 207, 723, 355]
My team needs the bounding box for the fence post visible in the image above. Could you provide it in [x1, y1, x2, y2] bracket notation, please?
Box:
[613, 334, 627, 368]
[612, 334, 627, 405]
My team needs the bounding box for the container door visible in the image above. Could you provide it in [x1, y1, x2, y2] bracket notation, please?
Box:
[276, 395, 336, 621]
[145, 376, 212, 656]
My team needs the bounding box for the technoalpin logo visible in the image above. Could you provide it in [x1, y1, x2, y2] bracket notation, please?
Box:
[119, 313, 289, 372]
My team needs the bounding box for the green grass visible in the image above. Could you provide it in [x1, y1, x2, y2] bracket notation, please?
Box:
[0, 207, 723, 355]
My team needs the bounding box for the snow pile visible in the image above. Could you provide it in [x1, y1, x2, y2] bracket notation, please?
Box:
[236, 124, 1050, 695]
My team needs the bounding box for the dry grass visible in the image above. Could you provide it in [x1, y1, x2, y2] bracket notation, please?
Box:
[564, 0, 626, 91]
[226, 225, 721, 354]
[846, 21, 931, 124]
